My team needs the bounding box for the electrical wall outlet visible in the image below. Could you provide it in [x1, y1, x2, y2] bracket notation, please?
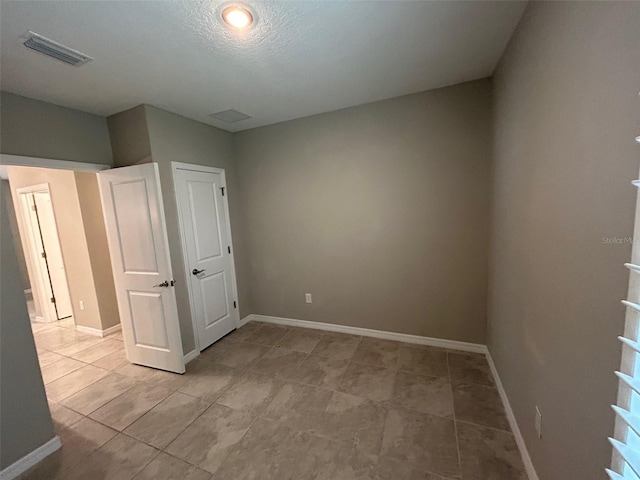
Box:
[535, 406, 542, 439]
[305, 293, 312, 304]
[79, 300, 85, 311]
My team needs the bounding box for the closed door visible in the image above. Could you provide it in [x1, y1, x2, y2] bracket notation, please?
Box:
[98, 163, 184, 374]
[174, 166, 238, 351]
[32, 191, 73, 319]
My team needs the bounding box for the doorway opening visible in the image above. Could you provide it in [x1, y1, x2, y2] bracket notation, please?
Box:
[3, 162, 129, 402]
[17, 184, 73, 324]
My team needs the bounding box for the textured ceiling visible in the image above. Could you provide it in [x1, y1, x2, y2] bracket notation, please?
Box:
[0, 1, 526, 132]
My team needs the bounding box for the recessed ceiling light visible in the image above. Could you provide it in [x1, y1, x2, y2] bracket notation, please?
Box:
[222, 5, 253, 30]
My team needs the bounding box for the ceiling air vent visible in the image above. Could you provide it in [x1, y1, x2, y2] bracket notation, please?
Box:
[209, 109, 251, 123]
[22, 31, 93, 66]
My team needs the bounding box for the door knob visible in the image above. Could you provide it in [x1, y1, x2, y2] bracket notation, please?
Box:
[192, 268, 205, 275]
[153, 280, 169, 288]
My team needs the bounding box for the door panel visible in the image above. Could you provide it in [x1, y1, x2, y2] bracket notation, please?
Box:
[201, 272, 229, 326]
[32, 192, 73, 319]
[188, 182, 223, 260]
[111, 180, 160, 273]
[128, 291, 170, 349]
[175, 167, 238, 350]
[99, 163, 184, 374]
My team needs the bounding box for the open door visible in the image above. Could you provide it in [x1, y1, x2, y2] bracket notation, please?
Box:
[98, 163, 184, 374]
[32, 191, 73, 319]
[17, 183, 72, 323]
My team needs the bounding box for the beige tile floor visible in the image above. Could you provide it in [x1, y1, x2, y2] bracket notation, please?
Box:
[21, 320, 526, 479]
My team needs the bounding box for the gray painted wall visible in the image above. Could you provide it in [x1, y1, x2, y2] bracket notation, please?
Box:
[0, 92, 112, 468]
[489, 2, 640, 479]
[0, 91, 113, 165]
[235, 79, 492, 343]
[107, 105, 152, 167]
[144, 106, 244, 353]
[0, 180, 55, 469]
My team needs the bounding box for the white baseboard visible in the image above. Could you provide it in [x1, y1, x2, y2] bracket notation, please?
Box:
[75, 324, 121, 338]
[237, 315, 252, 328]
[102, 324, 122, 336]
[183, 349, 199, 364]
[31, 317, 55, 324]
[242, 314, 486, 354]
[74, 325, 102, 336]
[0, 435, 61, 480]
[486, 350, 540, 480]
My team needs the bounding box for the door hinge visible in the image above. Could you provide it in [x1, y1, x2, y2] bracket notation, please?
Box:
[41, 251, 46, 259]
[221, 186, 225, 196]
[50, 297, 56, 303]
[31, 204, 37, 212]
[233, 301, 237, 309]
[228, 246, 231, 254]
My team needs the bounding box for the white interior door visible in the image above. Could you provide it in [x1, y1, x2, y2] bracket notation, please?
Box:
[174, 165, 239, 351]
[20, 191, 57, 323]
[98, 163, 185, 373]
[32, 191, 73, 319]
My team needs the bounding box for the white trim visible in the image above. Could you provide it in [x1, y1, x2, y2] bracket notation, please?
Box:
[75, 323, 121, 338]
[486, 351, 540, 480]
[171, 161, 222, 175]
[102, 324, 122, 337]
[183, 349, 200, 364]
[241, 314, 486, 353]
[75, 324, 105, 337]
[238, 315, 252, 328]
[171, 162, 241, 352]
[0, 435, 61, 480]
[0, 154, 110, 180]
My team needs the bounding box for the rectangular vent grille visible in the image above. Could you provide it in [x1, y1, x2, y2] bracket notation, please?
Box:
[23, 31, 93, 66]
[209, 109, 251, 123]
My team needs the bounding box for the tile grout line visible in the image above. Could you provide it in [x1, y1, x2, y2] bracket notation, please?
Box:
[43, 367, 114, 404]
[165, 326, 304, 474]
[84, 378, 173, 431]
[447, 352, 464, 480]
[203, 327, 372, 475]
[454, 418, 519, 436]
[41, 321, 509, 479]
[35, 326, 124, 365]
[234, 329, 461, 420]
[247, 330, 404, 467]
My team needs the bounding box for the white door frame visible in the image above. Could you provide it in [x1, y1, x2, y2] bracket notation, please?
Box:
[0, 154, 110, 179]
[15, 183, 72, 323]
[4, 156, 108, 323]
[172, 161, 241, 351]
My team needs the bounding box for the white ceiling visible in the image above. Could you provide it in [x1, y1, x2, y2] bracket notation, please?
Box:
[0, 1, 526, 132]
